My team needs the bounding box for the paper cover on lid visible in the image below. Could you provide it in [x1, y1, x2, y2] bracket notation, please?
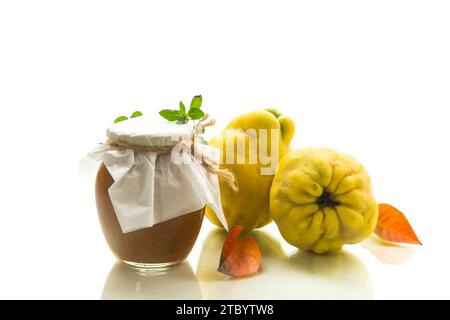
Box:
[106, 116, 194, 147]
[83, 116, 228, 233]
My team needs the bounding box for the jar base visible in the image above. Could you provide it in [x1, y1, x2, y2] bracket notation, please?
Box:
[121, 259, 182, 271]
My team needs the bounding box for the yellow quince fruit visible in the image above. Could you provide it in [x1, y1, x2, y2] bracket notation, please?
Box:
[270, 148, 378, 254]
[205, 109, 295, 231]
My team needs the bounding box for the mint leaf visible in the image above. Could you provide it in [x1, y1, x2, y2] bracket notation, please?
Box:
[177, 115, 188, 124]
[190, 95, 202, 109]
[130, 111, 143, 118]
[114, 115, 128, 123]
[188, 108, 205, 120]
[179, 101, 186, 114]
[159, 109, 182, 121]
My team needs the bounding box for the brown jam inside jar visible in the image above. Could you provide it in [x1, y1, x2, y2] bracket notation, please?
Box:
[95, 163, 204, 267]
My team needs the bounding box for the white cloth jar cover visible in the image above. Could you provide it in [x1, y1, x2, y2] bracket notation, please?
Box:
[85, 116, 228, 233]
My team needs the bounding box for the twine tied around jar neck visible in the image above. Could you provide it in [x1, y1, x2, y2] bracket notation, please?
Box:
[103, 114, 239, 192]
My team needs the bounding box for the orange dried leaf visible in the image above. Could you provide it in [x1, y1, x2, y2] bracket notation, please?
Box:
[375, 204, 422, 245]
[218, 226, 262, 277]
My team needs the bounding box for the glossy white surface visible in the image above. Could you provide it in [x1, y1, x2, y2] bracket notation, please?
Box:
[0, 0, 449, 299]
[0, 208, 440, 299]
[104, 225, 442, 300]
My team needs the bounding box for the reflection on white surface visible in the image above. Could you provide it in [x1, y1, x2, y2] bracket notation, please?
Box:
[102, 261, 202, 300]
[361, 236, 418, 265]
[288, 251, 372, 299]
[99, 230, 421, 300]
[196, 229, 373, 300]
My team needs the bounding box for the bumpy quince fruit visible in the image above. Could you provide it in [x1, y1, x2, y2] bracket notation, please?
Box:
[205, 109, 295, 231]
[270, 148, 378, 254]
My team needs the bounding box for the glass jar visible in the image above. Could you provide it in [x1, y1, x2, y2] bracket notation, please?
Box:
[96, 163, 204, 269]
[87, 116, 226, 269]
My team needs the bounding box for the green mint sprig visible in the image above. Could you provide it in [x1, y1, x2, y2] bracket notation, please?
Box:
[159, 95, 209, 144]
[114, 110, 143, 124]
[159, 95, 204, 124]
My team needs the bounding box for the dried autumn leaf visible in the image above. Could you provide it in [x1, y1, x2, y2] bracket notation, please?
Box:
[375, 204, 422, 245]
[218, 225, 262, 277]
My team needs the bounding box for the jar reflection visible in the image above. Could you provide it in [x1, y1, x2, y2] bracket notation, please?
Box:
[102, 261, 202, 300]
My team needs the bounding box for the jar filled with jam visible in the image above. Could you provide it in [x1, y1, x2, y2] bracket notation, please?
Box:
[87, 116, 228, 269]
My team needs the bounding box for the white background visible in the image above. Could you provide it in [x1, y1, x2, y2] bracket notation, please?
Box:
[0, 0, 449, 299]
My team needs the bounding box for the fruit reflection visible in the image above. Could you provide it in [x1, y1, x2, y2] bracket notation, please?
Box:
[289, 251, 373, 299]
[361, 236, 418, 265]
[196, 229, 287, 299]
[197, 229, 372, 299]
[102, 262, 202, 299]
[197, 229, 286, 282]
